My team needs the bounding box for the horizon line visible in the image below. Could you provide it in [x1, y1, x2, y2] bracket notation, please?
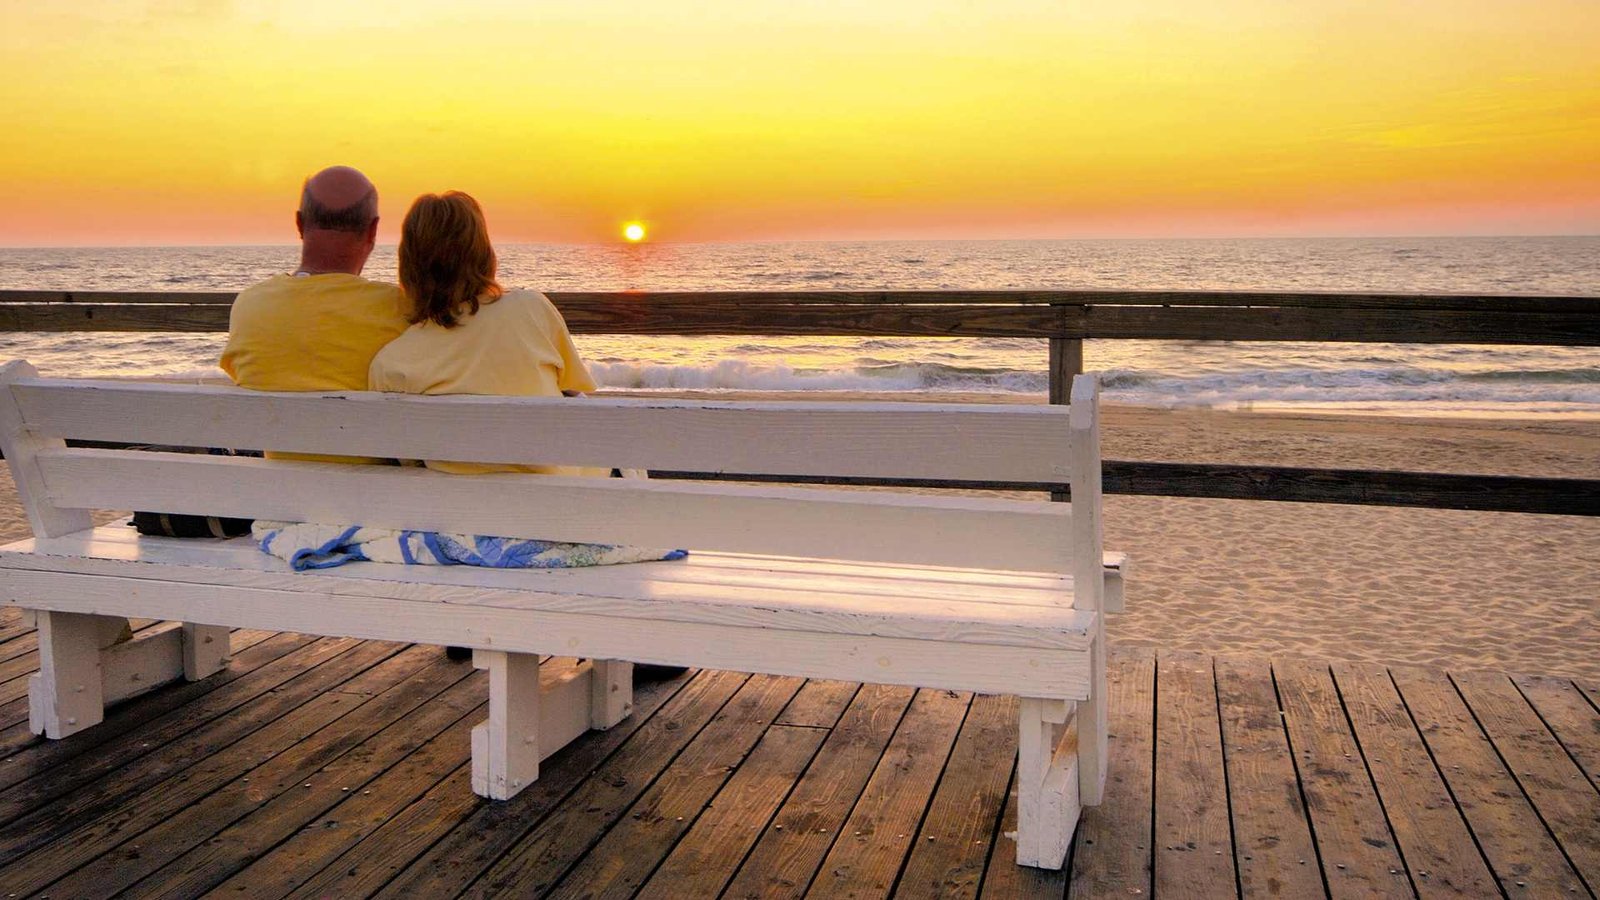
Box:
[2, 232, 1598, 252]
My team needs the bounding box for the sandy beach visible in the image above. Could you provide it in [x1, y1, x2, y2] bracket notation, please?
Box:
[2, 400, 1595, 680]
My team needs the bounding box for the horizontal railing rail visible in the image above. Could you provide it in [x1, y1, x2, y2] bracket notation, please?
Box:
[653, 465, 1600, 517]
[7, 289, 1599, 517]
[1, 289, 1596, 344]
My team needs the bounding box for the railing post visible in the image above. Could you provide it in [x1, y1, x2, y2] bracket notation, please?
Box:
[1048, 337, 1081, 501]
[1047, 337, 1082, 406]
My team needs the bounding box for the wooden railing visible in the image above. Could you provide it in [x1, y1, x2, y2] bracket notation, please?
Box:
[2, 289, 1597, 515]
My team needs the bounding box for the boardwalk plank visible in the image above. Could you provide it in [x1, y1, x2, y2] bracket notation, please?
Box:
[896, 693, 1018, 900]
[541, 674, 807, 899]
[110, 665, 485, 899]
[0, 636, 381, 851]
[776, 679, 861, 728]
[803, 688, 972, 899]
[1390, 665, 1588, 895]
[0, 641, 426, 894]
[0, 695, 25, 732]
[1513, 674, 1600, 793]
[1332, 663, 1498, 897]
[378, 669, 747, 899]
[977, 765, 1065, 899]
[1215, 656, 1322, 898]
[205, 711, 479, 900]
[462, 671, 782, 898]
[632, 724, 827, 899]
[277, 670, 692, 900]
[1453, 670, 1600, 891]
[1067, 650, 1155, 899]
[722, 682, 916, 900]
[1579, 680, 1600, 714]
[1274, 657, 1410, 898]
[0, 629, 300, 766]
[1153, 652, 1235, 897]
[0, 630, 37, 666]
[0, 606, 30, 644]
[636, 680, 854, 899]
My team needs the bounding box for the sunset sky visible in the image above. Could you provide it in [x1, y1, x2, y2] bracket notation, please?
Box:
[2, 0, 1597, 245]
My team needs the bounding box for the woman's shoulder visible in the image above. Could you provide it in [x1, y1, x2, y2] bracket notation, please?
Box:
[485, 289, 563, 323]
[478, 288, 547, 312]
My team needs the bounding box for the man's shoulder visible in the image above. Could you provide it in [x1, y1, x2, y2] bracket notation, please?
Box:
[239, 273, 401, 298]
[233, 273, 290, 303]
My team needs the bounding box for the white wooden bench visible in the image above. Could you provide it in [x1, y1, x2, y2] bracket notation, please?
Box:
[0, 360, 1117, 869]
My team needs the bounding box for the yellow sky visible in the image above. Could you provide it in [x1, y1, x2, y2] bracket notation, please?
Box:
[2, 0, 1597, 244]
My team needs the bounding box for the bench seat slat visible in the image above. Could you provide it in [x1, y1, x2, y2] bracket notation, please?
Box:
[0, 527, 1094, 651]
[0, 565, 1093, 701]
[37, 449, 1073, 573]
[44, 525, 1080, 611]
[14, 380, 1076, 482]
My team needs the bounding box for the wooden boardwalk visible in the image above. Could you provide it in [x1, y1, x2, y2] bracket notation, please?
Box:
[0, 610, 1594, 898]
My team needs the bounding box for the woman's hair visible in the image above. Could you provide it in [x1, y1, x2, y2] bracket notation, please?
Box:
[398, 191, 504, 328]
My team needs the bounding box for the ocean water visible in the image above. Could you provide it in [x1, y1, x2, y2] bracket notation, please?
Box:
[2, 237, 1597, 416]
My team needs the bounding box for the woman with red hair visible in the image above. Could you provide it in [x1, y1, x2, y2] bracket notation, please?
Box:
[369, 191, 597, 474]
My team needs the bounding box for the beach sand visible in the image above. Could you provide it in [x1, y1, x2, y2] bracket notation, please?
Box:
[2, 399, 1594, 680]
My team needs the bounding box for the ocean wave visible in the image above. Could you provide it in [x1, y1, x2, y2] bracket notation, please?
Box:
[588, 358, 1600, 411]
[1459, 368, 1600, 383]
[589, 359, 1048, 393]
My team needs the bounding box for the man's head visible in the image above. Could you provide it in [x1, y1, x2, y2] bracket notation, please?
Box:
[294, 166, 380, 275]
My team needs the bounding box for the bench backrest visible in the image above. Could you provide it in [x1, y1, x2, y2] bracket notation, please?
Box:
[0, 360, 1104, 606]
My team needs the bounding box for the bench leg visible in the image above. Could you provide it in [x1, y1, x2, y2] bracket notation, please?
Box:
[1079, 634, 1109, 806]
[471, 650, 542, 800]
[1015, 697, 1081, 869]
[183, 623, 231, 680]
[29, 610, 117, 739]
[589, 660, 633, 730]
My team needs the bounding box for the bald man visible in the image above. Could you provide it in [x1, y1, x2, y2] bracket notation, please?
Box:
[220, 166, 410, 462]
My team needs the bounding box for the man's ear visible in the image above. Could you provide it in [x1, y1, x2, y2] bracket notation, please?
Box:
[364, 216, 380, 246]
[295, 210, 305, 239]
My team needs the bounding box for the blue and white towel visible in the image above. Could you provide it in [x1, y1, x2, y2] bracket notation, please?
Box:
[253, 521, 687, 572]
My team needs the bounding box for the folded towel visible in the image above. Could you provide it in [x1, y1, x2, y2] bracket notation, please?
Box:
[253, 521, 687, 572]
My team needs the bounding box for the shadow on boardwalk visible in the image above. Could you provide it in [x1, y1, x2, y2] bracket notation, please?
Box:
[0, 610, 1594, 898]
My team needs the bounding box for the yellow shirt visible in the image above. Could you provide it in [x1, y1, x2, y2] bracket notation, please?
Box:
[220, 273, 410, 463]
[368, 289, 600, 475]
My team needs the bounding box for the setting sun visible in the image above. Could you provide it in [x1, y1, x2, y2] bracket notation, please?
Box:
[623, 223, 646, 242]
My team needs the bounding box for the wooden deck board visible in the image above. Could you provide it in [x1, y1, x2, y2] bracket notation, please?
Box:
[1275, 657, 1411, 898]
[116, 671, 487, 898]
[1452, 670, 1600, 891]
[1332, 662, 1500, 897]
[721, 682, 915, 900]
[1067, 650, 1155, 899]
[803, 688, 972, 898]
[541, 674, 806, 899]
[279, 670, 695, 900]
[894, 693, 1018, 900]
[1153, 651, 1236, 896]
[0, 638, 389, 858]
[397, 669, 749, 899]
[1513, 673, 1600, 794]
[1390, 664, 1590, 895]
[0, 642, 428, 896]
[1216, 656, 1323, 898]
[0, 637, 1595, 899]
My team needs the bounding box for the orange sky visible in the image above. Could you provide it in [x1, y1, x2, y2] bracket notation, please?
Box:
[2, 0, 1597, 245]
